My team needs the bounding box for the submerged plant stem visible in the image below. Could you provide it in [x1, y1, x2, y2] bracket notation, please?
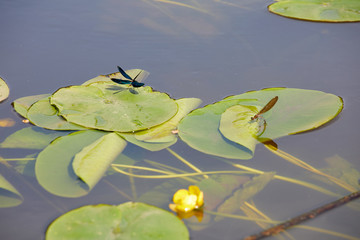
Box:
[232, 164, 336, 196]
[144, 159, 199, 183]
[264, 144, 357, 192]
[0, 158, 36, 161]
[111, 164, 248, 179]
[166, 148, 208, 179]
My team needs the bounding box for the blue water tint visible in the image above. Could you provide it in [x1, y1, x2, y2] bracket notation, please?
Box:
[0, 0, 360, 239]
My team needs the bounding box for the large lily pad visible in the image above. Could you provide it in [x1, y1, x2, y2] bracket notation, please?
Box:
[0, 77, 10, 102]
[178, 99, 257, 159]
[50, 84, 178, 132]
[224, 88, 343, 140]
[268, 0, 360, 22]
[46, 202, 189, 240]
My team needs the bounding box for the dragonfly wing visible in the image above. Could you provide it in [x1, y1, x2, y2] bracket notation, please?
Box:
[133, 70, 150, 83]
[117, 66, 133, 80]
[111, 78, 132, 84]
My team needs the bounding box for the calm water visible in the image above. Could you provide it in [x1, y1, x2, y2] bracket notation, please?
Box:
[1, 0, 360, 239]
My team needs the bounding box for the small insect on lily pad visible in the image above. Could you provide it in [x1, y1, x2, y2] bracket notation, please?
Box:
[50, 83, 178, 132]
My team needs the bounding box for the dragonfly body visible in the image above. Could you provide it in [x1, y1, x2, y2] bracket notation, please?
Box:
[111, 66, 145, 88]
[251, 96, 278, 121]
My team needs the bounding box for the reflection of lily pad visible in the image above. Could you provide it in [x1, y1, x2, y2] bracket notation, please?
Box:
[0, 77, 10, 102]
[50, 84, 178, 132]
[268, 0, 360, 22]
[46, 202, 189, 240]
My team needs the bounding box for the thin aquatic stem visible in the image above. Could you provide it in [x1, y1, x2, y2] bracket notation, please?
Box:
[232, 164, 337, 196]
[166, 148, 209, 179]
[0, 158, 36, 161]
[111, 163, 249, 179]
[144, 159, 199, 183]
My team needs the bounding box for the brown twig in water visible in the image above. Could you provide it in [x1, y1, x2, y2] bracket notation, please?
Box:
[244, 190, 360, 240]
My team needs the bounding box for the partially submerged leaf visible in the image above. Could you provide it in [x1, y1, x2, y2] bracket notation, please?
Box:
[27, 97, 86, 130]
[178, 99, 256, 159]
[0, 77, 10, 102]
[0, 127, 69, 149]
[12, 94, 50, 118]
[35, 130, 107, 197]
[46, 202, 189, 240]
[50, 84, 178, 132]
[219, 104, 261, 156]
[72, 133, 126, 189]
[117, 132, 177, 151]
[268, 0, 360, 22]
[0, 174, 23, 207]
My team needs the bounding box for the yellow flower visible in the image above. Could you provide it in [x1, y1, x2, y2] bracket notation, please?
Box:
[169, 185, 204, 213]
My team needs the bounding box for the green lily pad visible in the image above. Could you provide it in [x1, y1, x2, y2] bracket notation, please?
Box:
[219, 104, 261, 156]
[35, 130, 107, 197]
[118, 132, 178, 152]
[72, 133, 126, 190]
[134, 98, 202, 143]
[224, 88, 343, 140]
[27, 97, 86, 130]
[178, 99, 257, 159]
[117, 98, 201, 151]
[0, 77, 10, 102]
[0, 174, 23, 207]
[50, 83, 178, 132]
[12, 94, 50, 118]
[0, 127, 69, 149]
[268, 0, 360, 22]
[46, 202, 189, 240]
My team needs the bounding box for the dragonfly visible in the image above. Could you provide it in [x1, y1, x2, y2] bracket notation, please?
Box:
[251, 96, 279, 121]
[111, 66, 145, 88]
